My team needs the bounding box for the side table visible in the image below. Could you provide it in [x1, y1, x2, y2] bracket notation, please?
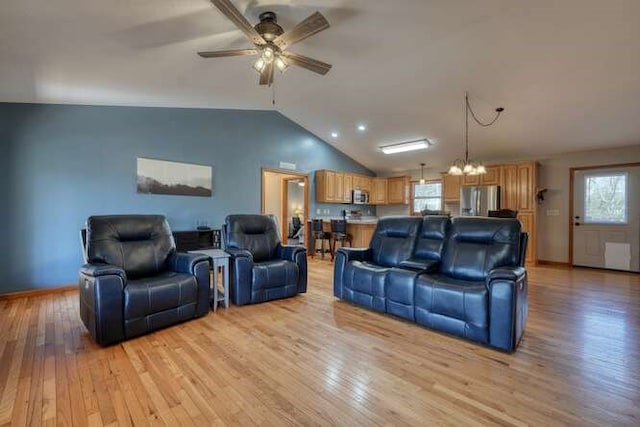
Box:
[189, 249, 230, 311]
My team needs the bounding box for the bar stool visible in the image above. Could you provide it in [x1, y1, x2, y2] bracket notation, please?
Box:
[330, 219, 352, 260]
[311, 219, 331, 259]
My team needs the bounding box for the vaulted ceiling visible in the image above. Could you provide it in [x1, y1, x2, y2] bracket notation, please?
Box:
[2, 0, 640, 173]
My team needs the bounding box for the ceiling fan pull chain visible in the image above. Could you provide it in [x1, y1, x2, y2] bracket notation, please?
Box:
[272, 79, 276, 106]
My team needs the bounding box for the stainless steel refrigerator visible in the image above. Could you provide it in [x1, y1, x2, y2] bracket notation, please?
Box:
[460, 185, 500, 216]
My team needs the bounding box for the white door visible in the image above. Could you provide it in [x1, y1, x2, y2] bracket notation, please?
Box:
[573, 166, 640, 272]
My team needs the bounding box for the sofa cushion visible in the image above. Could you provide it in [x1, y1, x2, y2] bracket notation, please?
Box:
[225, 215, 280, 263]
[343, 261, 388, 312]
[385, 267, 420, 321]
[441, 217, 521, 281]
[369, 217, 422, 267]
[87, 215, 175, 279]
[414, 273, 489, 343]
[252, 260, 298, 290]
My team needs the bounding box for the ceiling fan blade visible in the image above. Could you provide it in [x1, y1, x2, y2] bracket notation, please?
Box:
[211, 0, 265, 45]
[273, 12, 330, 50]
[198, 48, 258, 58]
[282, 52, 332, 75]
[259, 62, 274, 86]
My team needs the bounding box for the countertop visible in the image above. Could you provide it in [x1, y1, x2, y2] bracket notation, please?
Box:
[306, 217, 378, 225]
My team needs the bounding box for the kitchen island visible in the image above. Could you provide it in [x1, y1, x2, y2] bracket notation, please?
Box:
[306, 218, 378, 256]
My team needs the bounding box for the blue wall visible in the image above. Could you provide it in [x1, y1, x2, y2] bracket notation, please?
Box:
[0, 133, 9, 284]
[0, 103, 373, 292]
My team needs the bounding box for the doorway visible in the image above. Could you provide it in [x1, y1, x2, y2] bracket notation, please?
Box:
[571, 164, 640, 272]
[261, 168, 309, 247]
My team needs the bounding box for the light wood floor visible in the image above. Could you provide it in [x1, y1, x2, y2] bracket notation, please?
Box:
[1, 260, 639, 426]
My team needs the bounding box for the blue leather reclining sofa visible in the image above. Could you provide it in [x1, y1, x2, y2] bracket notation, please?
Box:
[333, 216, 528, 352]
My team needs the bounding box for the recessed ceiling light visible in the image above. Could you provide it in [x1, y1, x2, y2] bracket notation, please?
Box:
[357, 124, 367, 131]
[331, 132, 338, 138]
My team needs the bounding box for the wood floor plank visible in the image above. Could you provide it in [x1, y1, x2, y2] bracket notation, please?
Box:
[0, 260, 638, 425]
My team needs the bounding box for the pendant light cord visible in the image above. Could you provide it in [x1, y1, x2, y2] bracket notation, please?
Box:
[466, 92, 503, 127]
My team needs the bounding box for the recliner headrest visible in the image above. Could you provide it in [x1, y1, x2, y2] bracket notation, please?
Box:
[86, 214, 175, 279]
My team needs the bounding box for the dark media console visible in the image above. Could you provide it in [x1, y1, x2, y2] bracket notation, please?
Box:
[172, 229, 221, 251]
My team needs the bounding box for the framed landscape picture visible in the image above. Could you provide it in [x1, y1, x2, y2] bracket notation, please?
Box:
[137, 158, 212, 197]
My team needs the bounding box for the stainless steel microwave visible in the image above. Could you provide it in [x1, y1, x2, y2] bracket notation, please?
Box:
[352, 189, 369, 204]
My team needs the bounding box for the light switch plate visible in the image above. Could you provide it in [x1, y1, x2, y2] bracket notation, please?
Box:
[546, 209, 560, 216]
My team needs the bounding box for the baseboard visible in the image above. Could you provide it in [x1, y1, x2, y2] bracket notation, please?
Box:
[537, 259, 572, 268]
[0, 284, 77, 300]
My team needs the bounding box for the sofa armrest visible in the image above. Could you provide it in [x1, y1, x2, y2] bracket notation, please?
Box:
[487, 266, 526, 283]
[225, 248, 253, 261]
[80, 263, 126, 281]
[79, 265, 126, 345]
[487, 267, 528, 352]
[166, 252, 210, 275]
[336, 247, 372, 262]
[333, 248, 372, 298]
[226, 248, 254, 306]
[166, 252, 211, 316]
[277, 244, 306, 262]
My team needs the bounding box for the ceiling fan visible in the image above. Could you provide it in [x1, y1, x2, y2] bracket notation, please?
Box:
[198, 0, 332, 86]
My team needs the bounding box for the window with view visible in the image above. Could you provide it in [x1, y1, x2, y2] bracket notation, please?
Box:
[412, 181, 442, 215]
[584, 173, 627, 224]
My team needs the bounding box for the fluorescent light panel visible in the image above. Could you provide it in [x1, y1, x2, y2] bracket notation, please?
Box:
[380, 139, 430, 154]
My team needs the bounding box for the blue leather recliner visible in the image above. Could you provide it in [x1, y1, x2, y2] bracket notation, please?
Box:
[223, 214, 307, 306]
[334, 216, 528, 352]
[79, 215, 211, 345]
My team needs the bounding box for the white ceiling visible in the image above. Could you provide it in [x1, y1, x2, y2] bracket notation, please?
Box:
[2, 0, 640, 174]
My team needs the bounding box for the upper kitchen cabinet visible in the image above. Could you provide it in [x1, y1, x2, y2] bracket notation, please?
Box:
[459, 165, 500, 187]
[480, 166, 501, 185]
[371, 178, 388, 205]
[442, 174, 461, 202]
[315, 170, 337, 203]
[353, 174, 372, 193]
[343, 174, 353, 203]
[335, 172, 345, 203]
[387, 176, 410, 204]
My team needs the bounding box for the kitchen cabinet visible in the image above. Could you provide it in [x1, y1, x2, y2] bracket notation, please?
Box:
[316, 170, 374, 204]
[315, 170, 336, 203]
[459, 166, 500, 186]
[353, 175, 372, 193]
[462, 174, 480, 186]
[343, 174, 353, 203]
[371, 178, 388, 205]
[480, 166, 501, 185]
[442, 174, 461, 202]
[500, 164, 518, 210]
[335, 173, 345, 203]
[387, 176, 409, 204]
[518, 163, 535, 212]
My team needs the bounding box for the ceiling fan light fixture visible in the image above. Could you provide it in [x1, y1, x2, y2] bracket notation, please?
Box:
[262, 46, 275, 63]
[380, 139, 430, 155]
[275, 56, 288, 72]
[253, 57, 266, 73]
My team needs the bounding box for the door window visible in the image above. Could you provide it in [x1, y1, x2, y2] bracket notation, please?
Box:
[584, 172, 628, 224]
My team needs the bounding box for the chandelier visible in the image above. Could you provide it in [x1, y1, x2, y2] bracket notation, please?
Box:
[448, 92, 504, 175]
